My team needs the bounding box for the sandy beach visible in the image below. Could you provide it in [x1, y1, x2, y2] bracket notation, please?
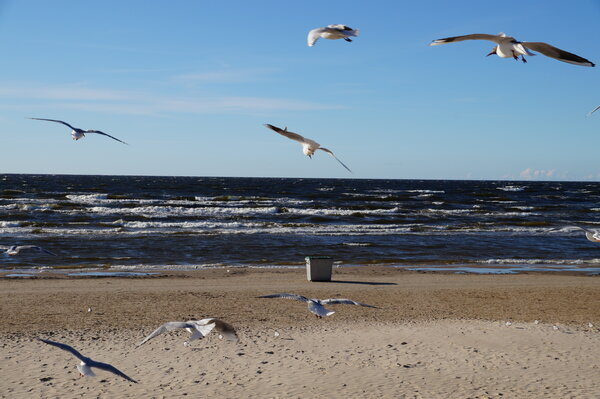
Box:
[1, 267, 599, 398]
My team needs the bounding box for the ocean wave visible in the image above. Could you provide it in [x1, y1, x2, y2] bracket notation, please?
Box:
[478, 258, 600, 265]
[496, 185, 525, 192]
[66, 193, 109, 202]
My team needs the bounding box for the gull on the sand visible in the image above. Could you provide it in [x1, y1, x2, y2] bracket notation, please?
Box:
[307, 24, 359, 47]
[138, 318, 238, 347]
[37, 338, 137, 383]
[28, 118, 128, 144]
[429, 33, 595, 66]
[0, 245, 56, 256]
[257, 293, 378, 318]
[263, 124, 352, 173]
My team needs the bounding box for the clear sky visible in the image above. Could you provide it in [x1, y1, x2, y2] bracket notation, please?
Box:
[1, 0, 599, 180]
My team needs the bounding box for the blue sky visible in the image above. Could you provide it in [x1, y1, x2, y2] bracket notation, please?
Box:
[0, 0, 599, 180]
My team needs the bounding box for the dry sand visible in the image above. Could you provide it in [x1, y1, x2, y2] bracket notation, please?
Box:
[1, 267, 599, 398]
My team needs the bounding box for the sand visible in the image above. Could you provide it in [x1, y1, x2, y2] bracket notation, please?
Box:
[1, 267, 599, 398]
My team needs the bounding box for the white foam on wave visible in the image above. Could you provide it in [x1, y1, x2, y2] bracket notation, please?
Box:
[66, 193, 109, 202]
[478, 258, 600, 266]
[497, 185, 525, 192]
[0, 221, 21, 227]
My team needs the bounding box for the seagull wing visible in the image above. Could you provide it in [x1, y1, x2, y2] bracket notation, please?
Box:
[522, 42, 595, 67]
[320, 298, 379, 308]
[264, 124, 307, 144]
[429, 33, 504, 46]
[318, 147, 352, 173]
[18, 245, 56, 256]
[138, 322, 194, 345]
[588, 105, 600, 116]
[89, 360, 137, 383]
[257, 293, 311, 303]
[28, 118, 77, 130]
[196, 318, 238, 342]
[307, 28, 323, 47]
[85, 130, 128, 145]
[37, 338, 87, 362]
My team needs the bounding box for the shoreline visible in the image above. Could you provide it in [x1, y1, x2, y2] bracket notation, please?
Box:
[2, 261, 600, 278]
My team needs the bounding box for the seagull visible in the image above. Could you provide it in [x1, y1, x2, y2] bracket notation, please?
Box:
[0, 245, 56, 256]
[567, 226, 600, 243]
[37, 338, 137, 383]
[505, 321, 512, 327]
[138, 318, 238, 347]
[28, 118, 128, 144]
[307, 24, 359, 47]
[263, 124, 352, 173]
[429, 33, 595, 66]
[257, 293, 378, 318]
[588, 105, 600, 116]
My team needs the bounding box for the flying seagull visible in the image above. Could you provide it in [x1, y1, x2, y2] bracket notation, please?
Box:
[138, 318, 238, 347]
[588, 105, 600, 116]
[307, 24, 359, 47]
[0, 245, 56, 256]
[429, 33, 595, 66]
[257, 293, 378, 318]
[568, 226, 600, 243]
[37, 338, 137, 383]
[263, 124, 352, 173]
[28, 118, 128, 144]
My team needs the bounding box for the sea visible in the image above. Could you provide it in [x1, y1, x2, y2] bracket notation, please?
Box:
[1, 174, 600, 275]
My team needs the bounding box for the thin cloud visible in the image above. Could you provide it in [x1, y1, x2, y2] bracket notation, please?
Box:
[0, 83, 341, 115]
[519, 168, 556, 180]
[174, 68, 280, 83]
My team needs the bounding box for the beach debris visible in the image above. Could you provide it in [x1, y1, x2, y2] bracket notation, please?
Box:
[138, 318, 238, 347]
[0, 245, 56, 256]
[429, 33, 594, 66]
[307, 24, 359, 47]
[28, 118, 128, 144]
[263, 124, 352, 173]
[257, 293, 378, 318]
[37, 338, 137, 383]
[87, 307, 93, 313]
[553, 325, 559, 331]
[534, 320, 539, 325]
[588, 322, 594, 328]
[505, 321, 512, 327]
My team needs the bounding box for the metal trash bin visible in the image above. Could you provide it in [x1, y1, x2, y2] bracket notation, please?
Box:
[305, 256, 333, 282]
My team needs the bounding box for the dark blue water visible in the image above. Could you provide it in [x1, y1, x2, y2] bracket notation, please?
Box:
[1, 174, 599, 273]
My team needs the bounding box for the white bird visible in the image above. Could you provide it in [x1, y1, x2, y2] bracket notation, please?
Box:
[138, 318, 238, 346]
[307, 24, 359, 47]
[0, 245, 56, 256]
[505, 321, 512, 327]
[588, 105, 600, 116]
[257, 293, 378, 318]
[38, 338, 137, 383]
[429, 33, 595, 67]
[553, 325, 559, 331]
[567, 226, 600, 243]
[588, 322, 594, 328]
[29, 118, 128, 144]
[263, 124, 352, 173]
[534, 320, 539, 325]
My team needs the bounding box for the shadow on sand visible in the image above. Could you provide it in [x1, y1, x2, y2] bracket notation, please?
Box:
[326, 280, 397, 286]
